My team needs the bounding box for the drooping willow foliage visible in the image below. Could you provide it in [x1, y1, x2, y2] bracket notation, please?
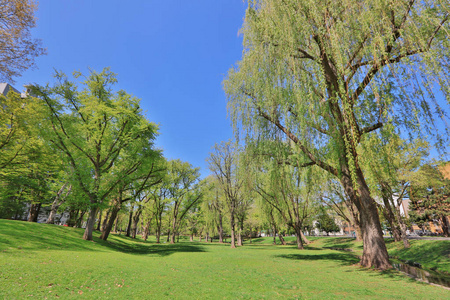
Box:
[224, 0, 450, 189]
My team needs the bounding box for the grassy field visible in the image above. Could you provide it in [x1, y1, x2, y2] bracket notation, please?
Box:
[0, 220, 449, 299]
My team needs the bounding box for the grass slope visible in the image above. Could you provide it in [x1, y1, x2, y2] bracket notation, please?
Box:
[0, 220, 448, 299]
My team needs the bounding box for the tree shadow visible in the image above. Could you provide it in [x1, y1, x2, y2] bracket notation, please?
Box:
[0, 220, 206, 257]
[101, 237, 206, 256]
[276, 252, 360, 266]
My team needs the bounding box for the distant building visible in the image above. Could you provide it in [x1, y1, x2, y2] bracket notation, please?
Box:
[0, 82, 29, 98]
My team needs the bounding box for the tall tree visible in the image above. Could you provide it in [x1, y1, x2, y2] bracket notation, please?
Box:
[31, 68, 160, 240]
[224, 0, 450, 269]
[208, 141, 244, 248]
[166, 159, 203, 244]
[0, 0, 45, 82]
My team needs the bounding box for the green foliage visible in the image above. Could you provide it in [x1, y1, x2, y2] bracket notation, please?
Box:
[315, 208, 340, 235]
[409, 162, 450, 233]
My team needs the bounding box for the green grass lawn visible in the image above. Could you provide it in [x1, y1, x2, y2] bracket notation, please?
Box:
[0, 220, 448, 299]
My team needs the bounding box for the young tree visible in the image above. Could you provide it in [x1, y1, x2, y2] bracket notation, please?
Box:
[31, 68, 160, 240]
[224, 0, 449, 269]
[316, 207, 340, 236]
[0, 0, 46, 82]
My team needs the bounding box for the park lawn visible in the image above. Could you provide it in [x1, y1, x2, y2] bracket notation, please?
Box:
[0, 220, 448, 299]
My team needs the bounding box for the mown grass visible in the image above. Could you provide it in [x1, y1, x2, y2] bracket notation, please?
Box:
[306, 236, 450, 274]
[0, 220, 448, 299]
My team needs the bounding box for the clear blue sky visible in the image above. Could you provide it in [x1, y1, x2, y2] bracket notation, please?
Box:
[14, 0, 247, 177]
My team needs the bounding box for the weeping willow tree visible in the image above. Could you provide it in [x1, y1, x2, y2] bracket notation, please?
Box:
[224, 0, 450, 269]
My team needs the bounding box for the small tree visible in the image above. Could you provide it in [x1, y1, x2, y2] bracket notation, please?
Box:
[316, 208, 340, 236]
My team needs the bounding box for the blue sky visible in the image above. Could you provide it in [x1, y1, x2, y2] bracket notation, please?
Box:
[14, 0, 247, 177]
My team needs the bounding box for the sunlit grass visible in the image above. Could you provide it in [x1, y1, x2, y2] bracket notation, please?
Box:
[0, 220, 448, 299]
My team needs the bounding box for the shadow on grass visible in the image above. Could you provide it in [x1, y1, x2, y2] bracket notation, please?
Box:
[276, 252, 360, 266]
[0, 220, 206, 257]
[102, 236, 206, 257]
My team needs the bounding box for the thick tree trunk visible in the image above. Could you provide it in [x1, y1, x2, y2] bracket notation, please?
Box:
[28, 203, 41, 222]
[293, 225, 304, 250]
[83, 207, 98, 241]
[190, 234, 193, 242]
[343, 171, 391, 270]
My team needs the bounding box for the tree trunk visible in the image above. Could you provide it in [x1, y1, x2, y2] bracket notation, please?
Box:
[217, 213, 224, 243]
[380, 193, 402, 242]
[441, 215, 449, 237]
[293, 225, 304, 250]
[380, 204, 401, 241]
[343, 171, 391, 270]
[278, 234, 286, 245]
[28, 203, 41, 222]
[83, 207, 98, 240]
[237, 222, 243, 246]
[75, 210, 86, 228]
[170, 216, 177, 244]
[101, 209, 110, 232]
[273, 225, 277, 245]
[190, 234, 193, 242]
[142, 217, 152, 241]
[300, 231, 310, 244]
[230, 210, 236, 248]
[96, 210, 103, 231]
[131, 209, 142, 239]
[100, 204, 121, 241]
[126, 208, 133, 237]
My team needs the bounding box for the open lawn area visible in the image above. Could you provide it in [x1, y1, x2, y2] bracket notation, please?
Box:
[0, 220, 448, 299]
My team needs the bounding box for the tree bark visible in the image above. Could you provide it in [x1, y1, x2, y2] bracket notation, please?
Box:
[47, 183, 70, 224]
[96, 210, 103, 231]
[278, 234, 286, 245]
[342, 171, 391, 270]
[100, 204, 121, 241]
[293, 224, 304, 250]
[142, 217, 152, 241]
[126, 208, 133, 237]
[83, 207, 98, 240]
[131, 209, 142, 239]
[237, 222, 243, 246]
[230, 210, 236, 248]
[217, 212, 224, 243]
[75, 210, 86, 228]
[300, 231, 310, 244]
[441, 215, 449, 237]
[27, 203, 41, 222]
